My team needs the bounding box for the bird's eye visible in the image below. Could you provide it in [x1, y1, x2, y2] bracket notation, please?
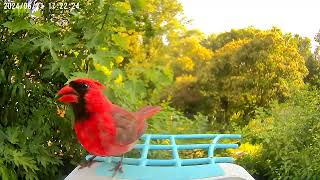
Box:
[80, 83, 89, 89]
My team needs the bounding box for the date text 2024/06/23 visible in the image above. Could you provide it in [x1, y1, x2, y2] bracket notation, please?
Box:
[4, 2, 80, 10]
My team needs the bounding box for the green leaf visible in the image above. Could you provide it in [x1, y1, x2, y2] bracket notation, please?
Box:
[32, 10, 42, 18]
[50, 49, 58, 61]
[45, 58, 73, 78]
[33, 37, 59, 53]
[85, 31, 106, 48]
[69, 72, 89, 81]
[0, 68, 5, 83]
[124, 79, 146, 100]
[0, 129, 9, 142]
[65, 107, 75, 127]
[18, 84, 25, 97]
[36, 154, 53, 169]
[12, 150, 39, 172]
[88, 70, 107, 83]
[88, 50, 119, 64]
[11, 84, 18, 99]
[83, 27, 96, 40]
[24, 172, 39, 180]
[3, 19, 31, 33]
[99, 0, 105, 8]
[6, 127, 20, 145]
[112, 34, 129, 49]
[129, 0, 146, 12]
[0, 160, 17, 180]
[8, 38, 32, 54]
[60, 33, 79, 49]
[56, 58, 74, 78]
[111, 68, 124, 80]
[42, 61, 60, 78]
[34, 23, 58, 33]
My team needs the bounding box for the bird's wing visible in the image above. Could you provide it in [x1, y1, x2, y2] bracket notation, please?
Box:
[111, 104, 143, 146]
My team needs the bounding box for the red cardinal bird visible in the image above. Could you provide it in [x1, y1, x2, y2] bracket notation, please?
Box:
[57, 78, 161, 175]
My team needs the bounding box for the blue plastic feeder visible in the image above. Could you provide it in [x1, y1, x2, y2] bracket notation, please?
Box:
[85, 134, 241, 180]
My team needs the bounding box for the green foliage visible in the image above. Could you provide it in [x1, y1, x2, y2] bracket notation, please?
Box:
[305, 31, 320, 88]
[123, 103, 212, 160]
[204, 27, 260, 51]
[199, 28, 308, 127]
[304, 55, 320, 88]
[145, 103, 213, 160]
[0, 0, 186, 178]
[315, 31, 320, 61]
[0, 81, 83, 179]
[162, 30, 213, 113]
[241, 88, 320, 178]
[148, 103, 212, 134]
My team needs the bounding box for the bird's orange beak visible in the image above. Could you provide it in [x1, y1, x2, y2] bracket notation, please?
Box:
[57, 85, 79, 103]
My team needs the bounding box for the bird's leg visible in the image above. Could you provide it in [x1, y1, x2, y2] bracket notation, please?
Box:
[110, 155, 124, 177]
[79, 155, 98, 169]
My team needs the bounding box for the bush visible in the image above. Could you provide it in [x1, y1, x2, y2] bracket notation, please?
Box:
[0, 81, 83, 180]
[0, 0, 182, 178]
[240, 88, 320, 179]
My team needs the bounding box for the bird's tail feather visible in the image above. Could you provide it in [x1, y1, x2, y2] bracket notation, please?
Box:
[135, 106, 161, 120]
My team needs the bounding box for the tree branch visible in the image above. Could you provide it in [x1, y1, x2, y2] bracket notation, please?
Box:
[100, 0, 112, 31]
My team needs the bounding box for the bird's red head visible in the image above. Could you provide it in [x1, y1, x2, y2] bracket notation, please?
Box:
[57, 78, 106, 104]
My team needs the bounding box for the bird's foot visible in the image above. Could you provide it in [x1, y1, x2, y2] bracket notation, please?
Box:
[78, 156, 98, 170]
[79, 160, 98, 169]
[109, 160, 123, 177]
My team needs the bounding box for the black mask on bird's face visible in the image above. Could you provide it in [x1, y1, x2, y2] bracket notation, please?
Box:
[57, 78, 107, 120]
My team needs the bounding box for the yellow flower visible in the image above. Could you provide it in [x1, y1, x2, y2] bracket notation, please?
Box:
[94, 63, 112, 76]
[194, 149, 204, 157]
[56, 106, 65, 118]
[73, 51, 79, 58]
[114, 2, 130, 11]
[119, 32, 128, 38]
[163, 139, 170, 145]
[176, 75, 197, 84]
[110, 62, 114, 69]
[228, 142, 262, 159]
[94, 63, 102, 69]
[177, 56, 194, 71]
[114, 74, 123, 84]
[115, 56, 124, 64]
[47, 140, 53, 147]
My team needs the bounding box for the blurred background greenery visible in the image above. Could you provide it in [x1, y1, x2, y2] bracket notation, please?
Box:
[1, 0, 320, 179]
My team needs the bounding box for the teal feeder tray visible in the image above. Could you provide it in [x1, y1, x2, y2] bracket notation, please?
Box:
[85, 134, 241, 180]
